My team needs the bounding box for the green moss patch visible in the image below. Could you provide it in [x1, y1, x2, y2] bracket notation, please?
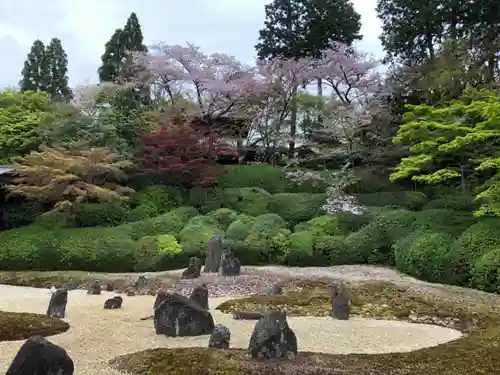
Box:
[208, 280, 500, 374]
[0, 311, 70, 341]
[0, 270, 180, 291]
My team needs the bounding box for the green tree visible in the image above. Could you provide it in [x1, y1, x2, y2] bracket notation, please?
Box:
[20, 40, 49, 92]
[45, 38, 73, 102]
[0, 89, 55, 162]
[390, 90, 500, 215]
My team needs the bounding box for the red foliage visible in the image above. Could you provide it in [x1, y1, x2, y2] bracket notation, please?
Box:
[136, 124, 226, 187]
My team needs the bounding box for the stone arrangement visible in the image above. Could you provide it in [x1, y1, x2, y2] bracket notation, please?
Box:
[46, 288, 68, 319]
[5, 335, 74, 375]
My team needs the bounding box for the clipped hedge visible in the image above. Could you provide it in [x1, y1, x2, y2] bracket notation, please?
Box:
[225, 214, 254, 241]
[74, 203, 129, 227]
[313, 235, 350, 265]
[470, 248, 500, 293]
[217, 165, 289, 193]
[207, 208, 238, 230]
[267, 193, 326, 222]
[356, 191, 428, 210]
[223, 187, 271, 216]
[296, 213, 369, 236]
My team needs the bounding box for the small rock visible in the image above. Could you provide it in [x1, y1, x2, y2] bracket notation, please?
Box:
[86, 281, 101, 295]
[105, 283, 114, 291]
[47, 288, 68, 319]
[134, 276, 147, 291]
[208, 324, 231, 349]
[218, 248, 241, 277]
[266, 283, 283, 296]
[126, 290, 136, 296]
[104, 296, 123, 309]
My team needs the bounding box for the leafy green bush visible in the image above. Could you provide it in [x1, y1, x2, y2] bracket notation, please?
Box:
[251, 213, 287, 234]
[393, 231, 454, 283]
[119, 212, 185, 240]
[298, 213, 369, 236]
[74, 203, 129, 227]
[244, 229, 291, 264]
[169, 206, 199, 222]
[3, 200, 43, 229]
[345, 171, 405, 194]
[217, 165, 289, 193]
[369, 209, 417, 243]
[156, 234, 182, 255]
[314, 235, 350, 265]
[447, 218, 500, 285]
[223, 239, 251, 264]
[125, 204, 159, 222]
[268, 193, 326, 221]
[185, 215, 220, 228]
[131, 185, 183, 214]
[470, 248, 500, 293]
[410, 209, 476, 235]
[344, 225, 390, 264]
[188, 187, 224, 213]
[422, 186, 479, 211]
[225, 214, 254, 241]
[222, 187, 271, 216]
[178, 221, 224, 255]
[34, 211, 75, 229]
[285, 231, 315, 266]
[356, 191, 428, 210]
[207, 208, 238, 230]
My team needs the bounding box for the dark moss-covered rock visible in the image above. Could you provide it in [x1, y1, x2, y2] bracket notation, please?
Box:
[0, 311, 70, 341]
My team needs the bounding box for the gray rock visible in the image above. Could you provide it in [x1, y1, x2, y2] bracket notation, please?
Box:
[5, 335, 74, 375]
[182, 257, 202, 279]
[154, 293, 215, 337]
[104, 296, 123, 309]
[218, 249, 241, 276]
[189, 284, 209, 310]
[86, 281, 101, 295]
[47, 288, 68, 318]
[154, 290, 168, 309]
[266, 283, 283, 296]
[134, 275, 147, 291]
[203, 236, 223, 272]
[331, 281, 350, 320]
[208, 324, 231, 349]
[105, 283, 114, 291]
[248, 310, 297, 360]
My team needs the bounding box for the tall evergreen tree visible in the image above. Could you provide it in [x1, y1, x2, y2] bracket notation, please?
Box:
[98, 12, 147, 83]
[45, 38, 73, 102]
[20, 40, 49, 92]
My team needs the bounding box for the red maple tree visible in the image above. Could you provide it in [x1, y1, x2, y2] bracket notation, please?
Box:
[136, 123, 227, 187]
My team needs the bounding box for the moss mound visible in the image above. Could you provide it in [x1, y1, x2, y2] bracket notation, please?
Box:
[210, 280, 500, 374]
[0, 311, 69, 341]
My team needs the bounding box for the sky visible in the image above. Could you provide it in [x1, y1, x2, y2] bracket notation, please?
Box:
[0, 0, 383, 89]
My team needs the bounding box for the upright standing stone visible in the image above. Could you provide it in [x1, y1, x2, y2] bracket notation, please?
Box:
[248, 310, 297, 360]
[47, 288, 68, 318]
[134, 276, 147, 293]
[5, 335, 74, 375]
[331, 281, 350, 320]
[203, 236, 223, 272]
[182, 257, 202, 279]
[208, 324, 231, 349]
[218, 248, 241, 276]
[86, 281, 101, 295]
[154, 293, 215, 337]
[189, 284, 209, 310]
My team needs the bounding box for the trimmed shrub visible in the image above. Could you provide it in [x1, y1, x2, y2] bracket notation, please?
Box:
[223, 239, 252, 264]
[223, 187, 271, 216]
[178, 221, 224, 255]
[369, 209, 417, 243]
[470, 248, 500, 293]
[170, 206, 199, 222]
[185, 215, 220, 228]
[447, 218, 500, 285]
[393, 231, 454, 283]
[286, 231, 315, 266]
[125, 204, 159, 222]
[34, 211, 75, 229]
[345, 171, 405, 194]
[225, 214, 254, 241]
[3, 200, 43, 229]
[343, 225, 389, 264]
[244, 228, 291, 264]
[314, 235, 350, 265]
[131, 185, 183, 214]
[410, 209, 476, 235]
[74, 203, 129, 227]
[188, 187, 224, 213]
[299, 214, 369, 236]
[217, 165, 289, 193]
[251, 213, 287, 234]
[119, 212, 185, 240]
[133, 235, 185, 272]
[207, 208, 238, 230]
[355, 191, 428, 210]
[268, 193, 326, 222]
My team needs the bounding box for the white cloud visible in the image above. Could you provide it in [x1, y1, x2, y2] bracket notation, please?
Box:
[0, 0, 383, 88]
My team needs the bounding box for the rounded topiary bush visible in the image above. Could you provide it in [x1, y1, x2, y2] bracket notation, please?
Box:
[410, 209, 476, 235]
[125, 204, 159, 222]
[119, 212, 185, 240]
[267, 193, 326, 222]
[470, 248, 500, 293]
[225, 214, 254, 241]
[355, 191, 428, 210]
[314, 235, 350, 265]
[285, 231, 315, 266]
[222, 187, 272, 216]
[300, 213, 369, 236]
[448, 218, 500, 285]
[178, 221, 224, 255]
[187, 187, 224, 213]
[206, 208, 238, 230]
[393, 231, 454, 283]
[34, 210, 75, 229]
[131, 185, 183, 214]
[73, 202, 129, 227]
[185, 215, 221, 228]
[251, 213, 287, 234]
[217, 164, 289, 193]
[369, 209, 417, 243]
[243, 228, 291, 264]
[344, 224, 390, 264]
[169, 206, 199, 222]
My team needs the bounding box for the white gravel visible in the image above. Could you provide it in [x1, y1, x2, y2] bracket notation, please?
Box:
[0, 284, 463, 375]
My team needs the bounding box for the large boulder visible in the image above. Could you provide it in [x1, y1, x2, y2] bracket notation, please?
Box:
[154, 292, 215, 337]
[47, 288, 68, 319]
[218, 248, 241, 276]
[204, 236, 223, 272]
[248, 311, 297, 360]
[208, 323, 231, 349]
[5, 335, 74, 375]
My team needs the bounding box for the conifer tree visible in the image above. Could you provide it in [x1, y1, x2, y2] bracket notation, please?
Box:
[45, 37, 73, 102]
[20, 40, 49, 92]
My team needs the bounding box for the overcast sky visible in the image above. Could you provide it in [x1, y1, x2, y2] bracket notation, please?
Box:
[0, 0, 383, 89]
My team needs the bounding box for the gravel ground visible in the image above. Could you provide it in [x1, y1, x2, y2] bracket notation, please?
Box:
[0, 283, 463, 375]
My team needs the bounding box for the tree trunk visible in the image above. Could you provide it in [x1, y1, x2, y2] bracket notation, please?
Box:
[317, 78, 323, 125]
[288, 85, 298, 160]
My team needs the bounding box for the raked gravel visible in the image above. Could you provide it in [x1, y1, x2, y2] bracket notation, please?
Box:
[0, 284, 463, 375]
